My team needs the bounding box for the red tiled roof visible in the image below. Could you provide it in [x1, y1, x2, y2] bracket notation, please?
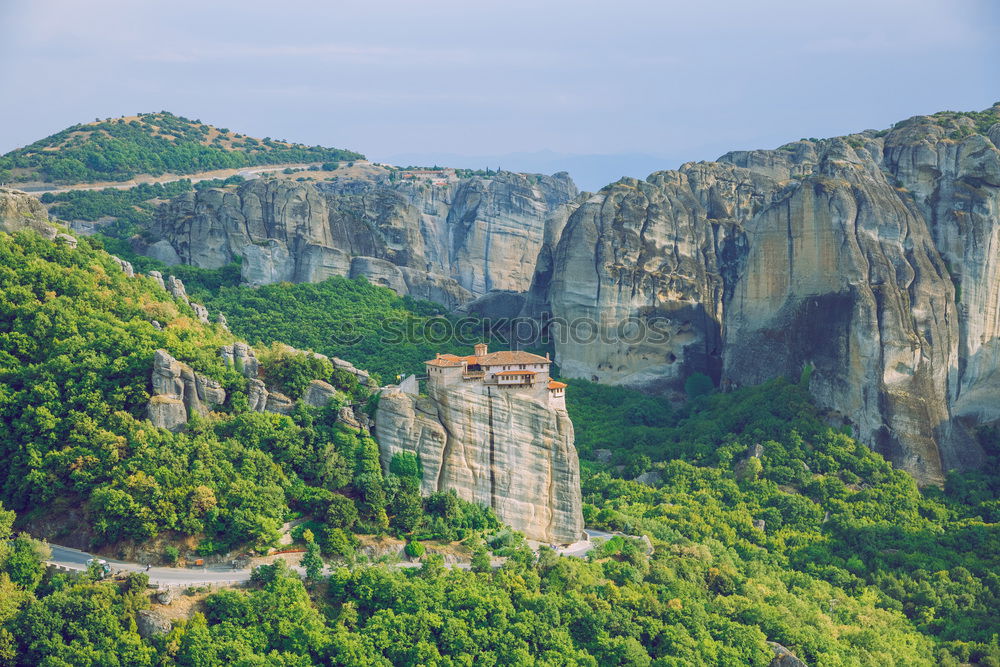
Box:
[425, 357, 463, 368]
[477, 350, 550, 365]
[548, 380, 567, 389]
[429, 349, 547, 367]
[438, 354, 480, 365]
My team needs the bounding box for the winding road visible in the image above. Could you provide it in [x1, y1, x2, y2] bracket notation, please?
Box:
[47, 544, 254, 587]
[44, 529, 616, 587]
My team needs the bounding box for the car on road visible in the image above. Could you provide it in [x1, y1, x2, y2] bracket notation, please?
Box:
[85, 558, 112, 579]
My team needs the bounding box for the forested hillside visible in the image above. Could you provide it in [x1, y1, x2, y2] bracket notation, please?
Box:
[93, 237, 457, 381]
[0, 231, 463, 558]
[0, 111, 362, 184]
[0, 226, 997, 664]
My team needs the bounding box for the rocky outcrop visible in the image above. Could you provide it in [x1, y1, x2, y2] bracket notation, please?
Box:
[220, 342, 260, 379]
[247, 378, 268, 412]
[55, 233, 77, 249]
[147, 395, 187, 432]
[768, 642, 807, 667]
[191, 303, 209, 324]
[331, 355, 377, 389]
[145, 239, 181, 265]
[0, 187, 58, 239]
[265, 391, 295, 415]
[375, 380, 584, 544]
[136, 609, 171, 638]
[166, 276, 189, 304]
[149, 171, 578, 307]
[880, 115, 1000, 436]
[147, 349, 226, 431]
[537, 166, 776, 391]
[111, 256, 134, 277]
[303, 379, 340, 408]
[529, 105, 1000, 484]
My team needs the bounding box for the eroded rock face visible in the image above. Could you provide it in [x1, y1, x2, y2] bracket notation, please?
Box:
[167, 276, 189, 304]
[111, 256, 134, 277]
[881, 116, 1000, 433]
[148, 349, 226, 431]
[0, 187, 57, 239]
[149, 171, 578, 306]
[303, 379, 340, 408]
[145, 239, 182, 266]
[540, 166, 776, 391]
[265, 391, 295, 415]
[375, 381, 584, 544]
[136, 609, 171, 638]
[191, 303, 209, 324]
[247, 378, 269, 412]
[531, 105, 1000, 484]
[147, 395, 186, 432]
[768, 642, 807, 667]
[220, 342, 260, 379]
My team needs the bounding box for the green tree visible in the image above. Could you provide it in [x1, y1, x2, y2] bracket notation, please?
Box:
[389, 476, 423, 533]
[4, 535, 49, 592]
[325, 494, 359, 531]
[302, 530, 324, 582]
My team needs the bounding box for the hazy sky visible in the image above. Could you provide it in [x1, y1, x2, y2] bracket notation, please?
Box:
[1, 0, 997, 184]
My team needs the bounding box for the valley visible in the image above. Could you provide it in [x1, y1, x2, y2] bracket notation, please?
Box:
[0, 105, 998, 665]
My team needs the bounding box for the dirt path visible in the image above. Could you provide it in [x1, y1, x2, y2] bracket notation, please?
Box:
[12, 162, 327, 196]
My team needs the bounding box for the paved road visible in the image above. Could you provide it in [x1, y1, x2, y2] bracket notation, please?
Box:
[45, 529, 615, 587]
[560, 529, 614, 558]
[47, 544, 254, 587]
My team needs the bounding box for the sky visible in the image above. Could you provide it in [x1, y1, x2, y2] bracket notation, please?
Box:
[1, 0, 997, 190]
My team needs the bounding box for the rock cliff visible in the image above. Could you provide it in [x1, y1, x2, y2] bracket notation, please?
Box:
[1, 187, 78, 247]
[148, 170, 578, 307]
[529, 104, 1000, 484]
[147, 349, 226, 431]
[375, 380, 584, 544]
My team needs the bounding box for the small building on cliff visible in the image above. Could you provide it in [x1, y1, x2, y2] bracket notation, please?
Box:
[424, 343, 566, 409]
[376, 344, 584, 544]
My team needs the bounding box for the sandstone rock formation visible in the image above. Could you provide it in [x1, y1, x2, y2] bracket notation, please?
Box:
[219, 342, 260, 379]
[148, 171, 578, 307]
[303, 379, 340, 408]
[247, 378, 268, 412]
[376, 380, 584, 543]
[191, 303, 209, 324]
[768, 642, 807, 667]
[136, 609, 171, 638]
[111, 256, 134, 277]
[55, 233, 77, 249]
[166, 276, 189, 304]
[0, 187, 58, 239]
[331, 355, 377, 389]
[265, 391, 294, 415]
[147, 349, 226, 431]
[145, 239, 181, 265]
[527, 105, 1000, 484]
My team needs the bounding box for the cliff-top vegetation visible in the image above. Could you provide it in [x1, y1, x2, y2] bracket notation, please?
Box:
[0, 111, 363, 184]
